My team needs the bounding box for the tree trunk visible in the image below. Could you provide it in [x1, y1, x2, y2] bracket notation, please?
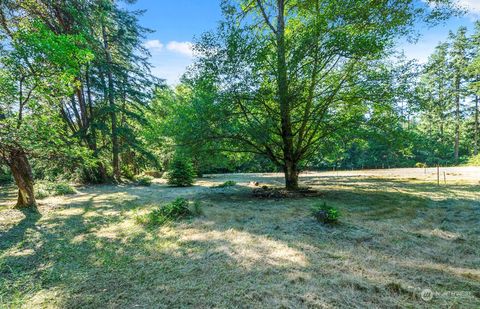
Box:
[9, 148, 37, 209]
[475, 95, 479, 156]
[454, 77, 460, 162]
[85, 68, 98, 154]
[102, 23, 120, 181]
[275, 0, 298, 190]
[284, 160, 299, 191]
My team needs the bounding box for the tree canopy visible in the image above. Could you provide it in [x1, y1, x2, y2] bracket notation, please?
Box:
[1, 0, 479, 204]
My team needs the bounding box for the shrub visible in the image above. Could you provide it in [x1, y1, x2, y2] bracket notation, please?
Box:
[213, 180, 236, 188]
[122, 166, 136, 181]
[35, 181, 76, 199]
[36, 188, 50, 199]
[135, 174, 153, 186]
[54, 183, 76, 195]
[192, 200, 203, 216]
[311, 202, 340, 224]
[74, 163, 110, 184]
[415, 162, 427, 168]
[144, 170, 163, 178]
[135, 198, 202, 226]
[167, 157, 196, 187]
[466, 154, 480, 166]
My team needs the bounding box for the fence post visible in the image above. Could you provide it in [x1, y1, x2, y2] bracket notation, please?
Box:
[437, 165, 440, 186]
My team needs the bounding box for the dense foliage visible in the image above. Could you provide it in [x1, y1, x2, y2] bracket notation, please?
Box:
[160, 18, 480, 175]
[167, 156, 196, 187]
[0, 0, 159, 207]
[152, 0, 473, 189]
[1, 0, 479, 203]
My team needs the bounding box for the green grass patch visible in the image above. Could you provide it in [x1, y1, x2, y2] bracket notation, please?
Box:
[2, 173, 480, 308]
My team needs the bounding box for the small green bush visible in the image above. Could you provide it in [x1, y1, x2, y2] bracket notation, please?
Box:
[415, 162, 427, 168]
[311, 202, 340, 224]
[213, 180, 236, 188]
[167, 157, 196, 187]
[144, 170, 163, 178]
[35, 181, 76, 199]
[122, 166, 136, 181]
[135, 174, 153, 186]
[36, 188, 50, 199]
[136, 198, 202, 226]
[192, 200, 203, 216]
[466, 154, 480, 166]
[54, 183, 76, 195]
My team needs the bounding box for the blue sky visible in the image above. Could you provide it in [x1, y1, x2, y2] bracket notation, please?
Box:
[129, 0, 480, 85]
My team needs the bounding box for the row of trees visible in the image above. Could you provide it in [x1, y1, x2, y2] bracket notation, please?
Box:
[1, 0, 476, 206]
[0, 0, 158, 208]
[153, 0, 462, 189]
[419, 24, 480, 162]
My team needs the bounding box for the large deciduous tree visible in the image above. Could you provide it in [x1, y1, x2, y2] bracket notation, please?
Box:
[184, 0, 455, 190]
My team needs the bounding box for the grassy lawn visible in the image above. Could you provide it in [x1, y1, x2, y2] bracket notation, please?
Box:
[1, 172, 479, 308]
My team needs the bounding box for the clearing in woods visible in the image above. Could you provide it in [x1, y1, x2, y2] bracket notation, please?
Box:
[0, 167, 479, 308]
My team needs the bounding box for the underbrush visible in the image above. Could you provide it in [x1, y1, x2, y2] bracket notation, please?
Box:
[212, 180, 236, 188]
[35, 181, 76, 199]
[466, 154, 480, 166]
[134, 174, 154, 186]
[135, 198, 203, 226]
[0, 168, 12, 184]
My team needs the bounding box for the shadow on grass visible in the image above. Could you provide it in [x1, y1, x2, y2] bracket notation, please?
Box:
[0, 176, 479, 307]
[0, 208, 41, 252]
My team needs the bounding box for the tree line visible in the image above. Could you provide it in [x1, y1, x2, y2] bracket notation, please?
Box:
[1, 0, 477, 208]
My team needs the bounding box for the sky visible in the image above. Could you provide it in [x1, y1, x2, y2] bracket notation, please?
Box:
[128, 0, 480, 85]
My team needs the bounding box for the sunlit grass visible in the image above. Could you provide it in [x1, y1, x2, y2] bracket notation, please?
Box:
[0, 172, 479, 307]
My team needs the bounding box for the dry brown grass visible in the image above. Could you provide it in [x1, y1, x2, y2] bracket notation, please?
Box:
[1, 169, 479, 308]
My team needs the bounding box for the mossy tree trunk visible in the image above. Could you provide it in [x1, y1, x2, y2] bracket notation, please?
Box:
[8, 148, 37, 209]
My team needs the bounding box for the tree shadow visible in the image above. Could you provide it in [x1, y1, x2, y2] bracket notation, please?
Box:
[0, 207, 41, 252]
[0, 175, 479, 307]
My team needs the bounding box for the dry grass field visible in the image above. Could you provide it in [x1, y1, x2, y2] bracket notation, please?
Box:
[1, 168, 479, 308]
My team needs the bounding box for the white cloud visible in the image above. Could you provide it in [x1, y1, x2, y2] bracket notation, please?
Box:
[457, 0, 480, 15]
[422, 0, 480, 15]
[144, 39, 164, 52]
[166, 41, 194, 57]
[143, 39, 195, 84]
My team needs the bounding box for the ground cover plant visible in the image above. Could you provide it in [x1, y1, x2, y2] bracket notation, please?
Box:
[134, 175, 154, 187]
[35, 181, 76, 199]
[212, 180, 236, 188]
[311, 202, 340, 224]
